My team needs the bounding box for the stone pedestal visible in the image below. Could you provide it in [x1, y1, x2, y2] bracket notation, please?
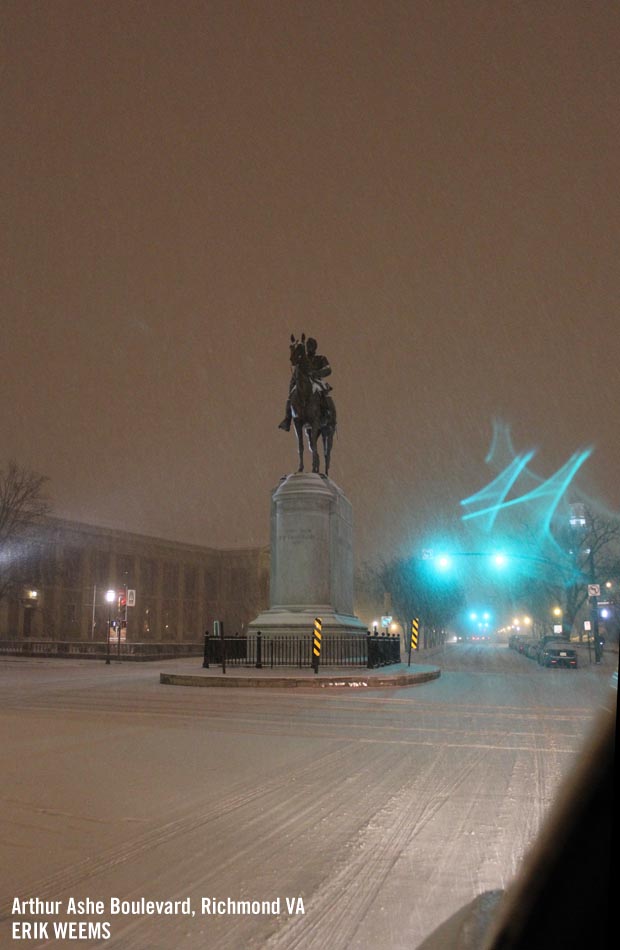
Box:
[248, 473, 366, 636]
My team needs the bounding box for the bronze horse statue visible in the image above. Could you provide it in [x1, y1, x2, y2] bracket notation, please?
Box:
[288, 335, 337, 476]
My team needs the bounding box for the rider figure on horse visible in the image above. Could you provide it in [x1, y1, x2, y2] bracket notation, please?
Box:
[278, 337, 334, 431]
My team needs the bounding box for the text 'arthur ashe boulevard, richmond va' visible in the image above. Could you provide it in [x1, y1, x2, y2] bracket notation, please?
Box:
[11, 895, 307, 940]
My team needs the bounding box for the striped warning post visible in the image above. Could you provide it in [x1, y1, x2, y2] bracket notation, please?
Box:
[410, 618, 419, 652]
[408, 617, 419, 667]
[312, 617, 323, 673]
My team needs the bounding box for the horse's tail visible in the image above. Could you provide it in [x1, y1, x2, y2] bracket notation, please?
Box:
[325, 396, 337, 431]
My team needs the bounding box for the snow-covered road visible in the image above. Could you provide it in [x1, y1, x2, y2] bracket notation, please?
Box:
[0, 645, 615, 949]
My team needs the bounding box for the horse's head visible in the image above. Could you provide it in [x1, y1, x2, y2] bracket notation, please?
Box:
[289, 334, 307, 367]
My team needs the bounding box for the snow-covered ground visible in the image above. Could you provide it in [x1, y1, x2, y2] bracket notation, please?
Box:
[0, 644, 615, 949]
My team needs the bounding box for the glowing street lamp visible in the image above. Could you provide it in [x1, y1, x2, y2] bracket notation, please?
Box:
[105, 589, 115, 665]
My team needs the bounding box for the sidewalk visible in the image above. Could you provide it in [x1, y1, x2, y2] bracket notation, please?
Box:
[159, 657, 441, 689]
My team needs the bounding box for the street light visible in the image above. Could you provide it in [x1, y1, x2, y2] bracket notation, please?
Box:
[105, 589, 115, 665]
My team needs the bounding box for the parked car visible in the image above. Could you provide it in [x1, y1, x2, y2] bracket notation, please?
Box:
[513, 636, 537, 656]
[508, 633, 530, 653]
[524, 639, 543, 660]
[538, 638, 578, 669]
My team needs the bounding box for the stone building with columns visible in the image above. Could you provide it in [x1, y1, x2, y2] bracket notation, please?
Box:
[1, 517, 269, 643]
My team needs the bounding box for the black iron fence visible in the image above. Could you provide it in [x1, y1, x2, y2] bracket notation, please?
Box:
[0, 633, 402, 669]
[203, 632, 401, 669]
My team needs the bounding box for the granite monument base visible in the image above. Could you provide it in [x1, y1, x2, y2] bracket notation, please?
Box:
[248, 472, 367, 638]
[248, 607, 367, 638]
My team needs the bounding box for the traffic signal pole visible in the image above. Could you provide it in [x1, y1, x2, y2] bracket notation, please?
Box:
[589, 548, 602, 664]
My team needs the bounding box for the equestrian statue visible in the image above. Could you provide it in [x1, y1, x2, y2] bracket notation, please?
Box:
[278, 334, 337, 477]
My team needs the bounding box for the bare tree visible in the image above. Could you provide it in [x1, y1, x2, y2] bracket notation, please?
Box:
[0, 460, 51, 603]
[500, 506, 620, 636]
[367, 555, 465, 647]
[562, 508, 620, 633]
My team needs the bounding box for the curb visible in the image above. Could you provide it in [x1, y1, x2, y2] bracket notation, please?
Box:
[159, 668, 441, 689]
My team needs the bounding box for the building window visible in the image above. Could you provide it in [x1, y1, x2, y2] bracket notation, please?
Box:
[162, 601, 178, 640]
[141, 559, 158, 596]
[142, 603, 157, 638]
[117, 554, 133, 587]
[93, 550, 110, 585]
[204, 570, 217, 600]
[184, 565, 197, 598]
[163, 563, 179, 598]
[183, 600, 197, 637]
[63, 547, 82, 586]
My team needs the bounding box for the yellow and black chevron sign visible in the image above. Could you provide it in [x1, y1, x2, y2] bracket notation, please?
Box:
[313, 617, 323, 658]
[410, 617, 419, 652]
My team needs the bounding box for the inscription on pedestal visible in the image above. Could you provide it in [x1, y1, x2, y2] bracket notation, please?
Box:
[278, 528, 315, 544]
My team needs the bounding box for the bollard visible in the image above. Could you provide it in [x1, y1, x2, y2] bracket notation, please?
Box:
[255, 630, 263, 669]
[408, 618, 419, 667]
[202, 631, 210, 669]
[312, 617, 322, 674]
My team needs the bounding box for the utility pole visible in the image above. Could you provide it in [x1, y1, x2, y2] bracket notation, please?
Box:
[570, 503, 602, 665]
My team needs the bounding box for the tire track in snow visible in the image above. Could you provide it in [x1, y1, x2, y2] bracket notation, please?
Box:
[0, 742, 350, 921]
[259, 746, 490, 950]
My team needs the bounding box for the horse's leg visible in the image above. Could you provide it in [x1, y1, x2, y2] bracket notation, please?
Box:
[294, 419, 304, 472]
[304, 423, 317, 473]
[323, 429, 332, 478]
[311, 420, 320, 474]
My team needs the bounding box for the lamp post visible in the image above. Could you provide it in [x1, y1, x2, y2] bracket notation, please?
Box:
[105, 589, 116, 665]
[569, 503, 603, 663]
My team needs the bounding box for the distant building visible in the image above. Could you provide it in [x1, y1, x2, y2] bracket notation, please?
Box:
[1, 518, 269, 643]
